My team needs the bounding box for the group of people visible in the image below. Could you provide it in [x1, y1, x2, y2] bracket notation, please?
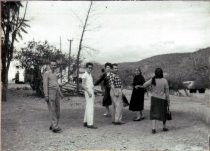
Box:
[43, 60, 171, 134]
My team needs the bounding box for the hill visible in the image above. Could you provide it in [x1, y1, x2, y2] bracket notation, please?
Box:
[92, 47, 210, 89]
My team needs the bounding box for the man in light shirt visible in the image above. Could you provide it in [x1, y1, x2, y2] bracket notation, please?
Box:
[43, 60, 63, 133]
[82, 62, 97, 129]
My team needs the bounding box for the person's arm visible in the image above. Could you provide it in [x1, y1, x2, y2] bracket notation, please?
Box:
[140, 79, 152, 88]
[58, 86, 64, 99]
[82, 75, 92, 97]
[94, 73, 105, 86]
[142, 76, 146, 84]
[141, 76, 146, 91]
[43, 72, 49, 101]
[132, 76, 139, 89]
[165, 80, 170, 104]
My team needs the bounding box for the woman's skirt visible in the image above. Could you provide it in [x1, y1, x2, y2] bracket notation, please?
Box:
[129, 89, 145, 111]
[150, 96, 167, 122]
[102, 87, 112, 106]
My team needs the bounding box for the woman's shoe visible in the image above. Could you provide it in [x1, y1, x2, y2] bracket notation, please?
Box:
[163, 128, 168, 132]
[140, 117, 145, 120]
[114, 122, 125, 125]
[152, 129, 156, 134]
[133, 118, 141, 121]
[52, 128, 62, 133]
[103, 113, 111, 117]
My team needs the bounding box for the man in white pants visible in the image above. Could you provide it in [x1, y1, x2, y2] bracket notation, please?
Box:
[82, 62, 97, 129]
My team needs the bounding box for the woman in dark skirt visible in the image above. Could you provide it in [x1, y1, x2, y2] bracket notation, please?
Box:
[142, 68, 170, 134]
[94, 63, 113, 117]
[129, 68, 145, 121]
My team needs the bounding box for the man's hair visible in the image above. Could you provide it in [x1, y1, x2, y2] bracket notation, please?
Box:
[86, 62, 93, 68]
[105, 62, 113, 69]
[50, 59, 57, 63]
[112, 63, 118, 67]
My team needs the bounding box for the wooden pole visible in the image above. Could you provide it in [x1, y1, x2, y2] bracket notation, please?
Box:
[67, 39, 73, 82]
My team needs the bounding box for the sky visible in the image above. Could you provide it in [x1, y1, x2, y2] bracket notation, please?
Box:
[16, 1, 210, 64]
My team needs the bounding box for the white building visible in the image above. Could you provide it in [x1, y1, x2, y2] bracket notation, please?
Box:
[8, 60, 25, 83]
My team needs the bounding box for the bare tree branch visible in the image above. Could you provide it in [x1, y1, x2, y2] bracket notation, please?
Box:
[70, 8, 84, 26]
[83, 45, 99, 53]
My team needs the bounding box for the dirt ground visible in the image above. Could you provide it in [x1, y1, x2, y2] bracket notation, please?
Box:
[2, 84, 210, 151]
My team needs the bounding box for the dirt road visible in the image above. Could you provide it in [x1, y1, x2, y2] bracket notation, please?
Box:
[2, 84, 209, 151]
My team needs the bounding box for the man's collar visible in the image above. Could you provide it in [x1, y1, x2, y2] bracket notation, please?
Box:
[86, 71, 91, 75]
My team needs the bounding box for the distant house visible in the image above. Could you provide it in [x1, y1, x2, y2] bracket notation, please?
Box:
[183, 81, 206, 93]
[54, 67, 86, 84]
[183, 81, 195, 89]
[9, 60, 25, 83]
[71, 68, 86, 83]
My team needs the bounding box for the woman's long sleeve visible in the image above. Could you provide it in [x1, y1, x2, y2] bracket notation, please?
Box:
[165, 80, 170, 101]
[94, 73, 105, 86]
[143, 79, 152, 88]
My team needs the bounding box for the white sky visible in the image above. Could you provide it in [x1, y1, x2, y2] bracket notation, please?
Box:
[16, 1, 210, 64]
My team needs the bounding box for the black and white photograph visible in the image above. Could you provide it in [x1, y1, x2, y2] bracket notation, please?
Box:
[1, 1, 210, 151]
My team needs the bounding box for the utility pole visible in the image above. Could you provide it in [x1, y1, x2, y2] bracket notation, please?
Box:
[67, 39, 73, 82]
[60, 36, 62, 52]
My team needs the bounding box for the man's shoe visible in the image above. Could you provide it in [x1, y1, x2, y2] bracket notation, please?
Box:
[133, 118, 141, 121]
[87, 125, 98, 129]
[140, 117, 145, 120]
[163, 128, 168, 132]
[49, 126, 52, 130]
[114, 122, 125, 125]
[84, 122, 87, 127]
[52, 128, 62, 133]
[152, 129, 156, 134]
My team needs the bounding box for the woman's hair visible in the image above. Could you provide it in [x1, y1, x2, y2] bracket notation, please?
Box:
[151, 68, 163, 86]
[105, 62, 113, 69]
[135, 68, 142, 75]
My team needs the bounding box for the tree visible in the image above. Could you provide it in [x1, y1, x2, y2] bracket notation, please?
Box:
[1, 1, 29, 101]
[76, 1, 96, 92]
[187, 52, 209, 88]
[166, 51, 209, 95]
[15, 40, 77, 96]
